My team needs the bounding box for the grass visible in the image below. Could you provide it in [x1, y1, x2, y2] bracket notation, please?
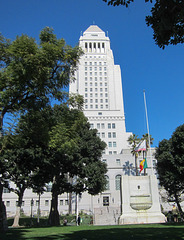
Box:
[1, 223, 184, 240]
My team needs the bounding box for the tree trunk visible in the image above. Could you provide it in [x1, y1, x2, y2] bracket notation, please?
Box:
[174, 192, 183, 217]
[12, 189, 24, 227]
[48, 180, 60, 226]
[135, 154, 138, 176]
[12, 207, 21, 228]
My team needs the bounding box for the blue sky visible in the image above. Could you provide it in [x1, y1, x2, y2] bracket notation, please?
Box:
[1, 0, 184, 147]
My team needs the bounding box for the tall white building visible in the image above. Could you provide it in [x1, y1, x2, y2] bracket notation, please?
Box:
[70, 25, 132, 153]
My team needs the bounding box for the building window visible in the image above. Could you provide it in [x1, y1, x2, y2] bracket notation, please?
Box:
[99, 62, 102, 65]
[102, 132, 105, 138]
[103, 196, 109, 206]
[97, 123, 100, 129]
[105, 176, 110, 190]
[90, 88, 92, 92]
[97, 132, 100, 137]
[105, 93, 108, 97]
[90, 93, 93, 97]
[108, 123, 111, 129]
[45, 200, 49, 206]
[85, 62, 87, 65]
[85, 72, 87, 76]
[90, 105, 93, 109]
[90, 62, 92, 65]
[95, 88, 98, 92]
[60, 200, 63, 205]
[90, 72, 92, 76]
[113, 142, 117, 147]
[95, 105, 98, 109]
[90, 82, 92, 86]
[116, 159, 120, 165]
[100, 105, 103, 109]
[6, 201, 10, 207]
[113, 151, 117, 154]
[90, 67, 92, 71]
[95, 99, 98, 103]
[108, 142, 112, 147]
[109, 151, 112, 155]
[108, 132, 111, 138]
[102, 159, 107, 163]
[90, 123, 94, 129]
[85, 105, 88, 109]
[105, 88, 107, 92]
[36, 200, 39, 206]
[95, 82, 97, 86]
[113, 132, 116, 138]
[100, 99, 103, 103]
[85, 88, 87, 92]
[115, 175, 121, 190]
[101, 123, 105, 129]
[90, 99, 93, 103]
[99, 67, 102, 71]
[112, 123, 116, 129]
[65, 200, 68, 205]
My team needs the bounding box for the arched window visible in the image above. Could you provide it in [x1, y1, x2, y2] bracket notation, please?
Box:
[115, 175, 121, 190]
[105, 175, 110, 190]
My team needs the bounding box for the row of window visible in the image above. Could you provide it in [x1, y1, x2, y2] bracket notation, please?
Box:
[90, 123, 116, 129]
[85, 77, 107, 81]
[85, 99, 108, 104]
[85, 105, 108, 109]
[108, 142, 117, 148]
[4, 199, 69, 207]
[85, 82, 107, 86]
[97, 132, 116, 138]
[105, 175, 121, 191]
[85, 88, 108, 92]
[85, 72, 107, 76]
[85, 67, 107, 71]
[85, 93, 108, 98]
[85, 42, 105, 49]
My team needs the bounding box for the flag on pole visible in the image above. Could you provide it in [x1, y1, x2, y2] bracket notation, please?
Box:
[135, 140, 146, 152]
[140, 158, 148, 172]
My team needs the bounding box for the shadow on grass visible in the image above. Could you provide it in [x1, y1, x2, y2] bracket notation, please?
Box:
[1, 224, 184, 240]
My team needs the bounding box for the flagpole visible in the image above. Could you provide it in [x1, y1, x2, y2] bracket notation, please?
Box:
[143, 90, 153, 175]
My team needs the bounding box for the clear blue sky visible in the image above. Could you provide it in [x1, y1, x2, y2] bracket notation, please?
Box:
[1, 0, 183, 147]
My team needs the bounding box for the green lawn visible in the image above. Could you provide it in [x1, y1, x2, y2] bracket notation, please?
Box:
[1, 223, 184, 240]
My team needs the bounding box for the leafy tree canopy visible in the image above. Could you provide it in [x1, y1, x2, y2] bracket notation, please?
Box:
[103, 0, 184, 48]
[155, 124, 184, 214]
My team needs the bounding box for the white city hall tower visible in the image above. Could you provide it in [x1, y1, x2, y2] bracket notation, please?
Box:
[70, 25, 131, 153]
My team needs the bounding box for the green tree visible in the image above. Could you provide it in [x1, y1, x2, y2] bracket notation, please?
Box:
[128, 134, 140, 175]
[48, 105, 107, 226]
[103, 0, 184, 48]
[155, 124, 184, 216]
[0, 108, 53, 227]
[0, 27, 82, 230]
